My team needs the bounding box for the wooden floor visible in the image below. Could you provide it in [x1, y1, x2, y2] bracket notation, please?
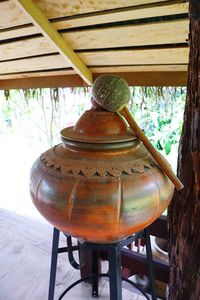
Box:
[0, 209, 147, 300]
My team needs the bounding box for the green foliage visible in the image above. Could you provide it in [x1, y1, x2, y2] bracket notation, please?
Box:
[0, 86, 186, 170]
[0, 88, 91, 146]
[129, 87, 186, 169]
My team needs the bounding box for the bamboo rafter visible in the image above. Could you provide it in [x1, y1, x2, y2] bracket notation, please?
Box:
[14, 0, 93, 85]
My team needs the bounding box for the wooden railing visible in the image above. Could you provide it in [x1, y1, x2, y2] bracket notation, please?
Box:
[120, 216, 169, 283]
[80, 216, 169, 283]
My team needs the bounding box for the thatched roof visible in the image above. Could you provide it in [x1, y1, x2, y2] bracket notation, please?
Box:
[0, 0, 189, 89]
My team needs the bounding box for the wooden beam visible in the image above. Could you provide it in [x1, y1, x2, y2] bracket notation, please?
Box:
[0, 65, 188, 80]
[0, 74, 88, 89]
[14, 0, 93, 85]
[0, 71, 187, 89]
[104, 71, 188, 86]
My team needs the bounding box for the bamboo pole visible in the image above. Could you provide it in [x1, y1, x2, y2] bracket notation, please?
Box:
[120, 106, 184, 191]
[15, 0, 93, 85]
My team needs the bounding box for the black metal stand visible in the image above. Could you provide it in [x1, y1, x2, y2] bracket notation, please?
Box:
[48, 228, 157, 300]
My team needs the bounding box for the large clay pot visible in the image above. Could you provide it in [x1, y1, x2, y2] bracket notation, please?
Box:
[30, 107, 174, 243]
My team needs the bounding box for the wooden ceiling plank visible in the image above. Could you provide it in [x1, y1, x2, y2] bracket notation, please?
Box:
[0, 71, 187, 89]
[0, 25, 39, 41]
[53, 2, 189, 31]
[91, 65, 188, 72]
[79, 47, 189, 65]
[0, 55, 69, 74]
[0, 47, 189, 75]
[0, 36, 55, 61]
[33, 0, 171, 19]
[0, 1, 189, 41]
[63, 19, 189, 50]
[0, 0, 171, 30]
[0, 0, 30, 30]
[0, 19, 189, 62]
[0, 70, 76, 80]
[14, 0, 93, 85]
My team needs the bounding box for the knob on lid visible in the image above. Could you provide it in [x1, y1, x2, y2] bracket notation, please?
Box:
[60, 109, 136, 143]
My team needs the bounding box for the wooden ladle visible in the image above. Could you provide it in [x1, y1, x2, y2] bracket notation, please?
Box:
[92, 74, 184, 191]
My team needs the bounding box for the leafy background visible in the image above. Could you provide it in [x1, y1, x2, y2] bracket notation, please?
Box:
[0, 86, 186, 171]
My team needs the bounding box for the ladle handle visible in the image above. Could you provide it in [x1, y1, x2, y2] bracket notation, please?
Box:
[120, 106, 184, 191]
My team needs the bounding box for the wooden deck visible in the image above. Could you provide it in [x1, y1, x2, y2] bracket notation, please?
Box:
[0, 209, 146, 300]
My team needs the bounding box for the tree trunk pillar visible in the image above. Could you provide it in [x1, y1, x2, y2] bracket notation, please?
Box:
[168, 1, 200, 299]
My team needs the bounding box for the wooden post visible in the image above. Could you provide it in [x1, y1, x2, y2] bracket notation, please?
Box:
[168, 0, 200, 299]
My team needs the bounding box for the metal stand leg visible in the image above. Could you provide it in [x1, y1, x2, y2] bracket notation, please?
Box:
[48, 227, 60, 300]
[108, 246, 122, 300]
[144, 229, 157, 300]
[47, 229, 157, 300]
[92, 250, 99, 297]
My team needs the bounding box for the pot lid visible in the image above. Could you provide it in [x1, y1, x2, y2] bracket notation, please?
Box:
[60, 109, 137, 144]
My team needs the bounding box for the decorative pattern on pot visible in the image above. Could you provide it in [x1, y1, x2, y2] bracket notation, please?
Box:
[29, 76, 174, 243]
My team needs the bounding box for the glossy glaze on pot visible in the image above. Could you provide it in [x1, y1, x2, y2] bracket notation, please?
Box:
[30, 109, 174, 243]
